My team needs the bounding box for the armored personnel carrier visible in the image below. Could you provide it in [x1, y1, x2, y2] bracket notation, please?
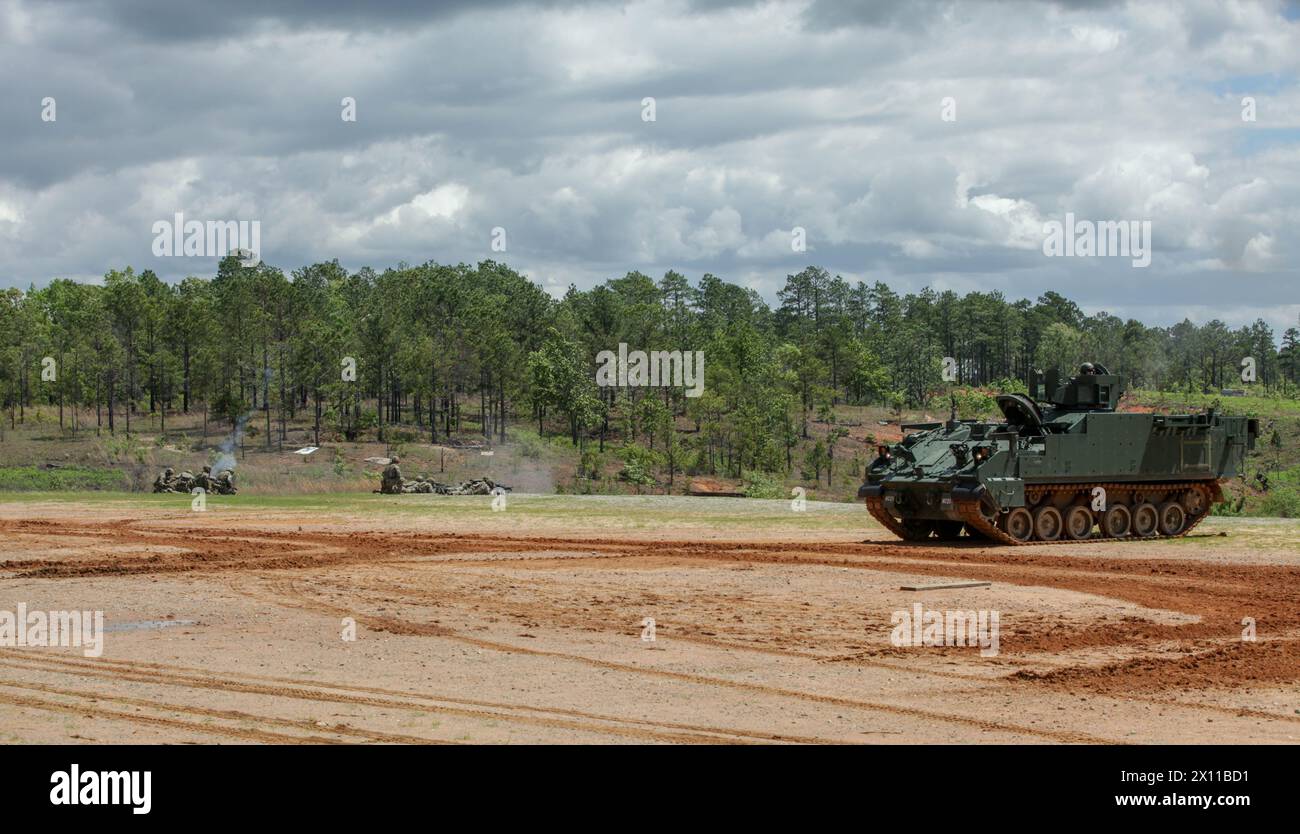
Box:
[859, 364, 1257, 544]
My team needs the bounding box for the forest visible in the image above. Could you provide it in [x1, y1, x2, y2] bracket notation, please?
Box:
[2, 258, 1297, 484]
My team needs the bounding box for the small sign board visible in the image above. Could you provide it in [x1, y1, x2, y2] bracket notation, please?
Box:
[293, 447, 319, 456]
[900, 581, 991, 592]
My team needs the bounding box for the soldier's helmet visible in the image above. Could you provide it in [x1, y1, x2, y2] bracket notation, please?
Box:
[202, 466, 212, 473]
[165, 468, 174, 475]
[391, 456, 400, 464]
[1079, 362, 1097, 375]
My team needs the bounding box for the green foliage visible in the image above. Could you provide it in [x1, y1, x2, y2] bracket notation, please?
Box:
[742, 470, 785, 499]
[952, 387, 997, 419]
[616, 443, 662, 485]
[801, 440, 828, 481]
[1035, 322, 1083, 376]
[211, 389, 249, 429]
[514, 432, 545, 459]
[0, 466, 126, 491]
[1259, 486, 1300, 518]
[578, 447, 605, 479]
[888, 391, 905, 418]
[528, 327, 604, 446]
[99, 434, 150, 465]
[4, 258, 1300, 515]
[991, 377, 1028, 395]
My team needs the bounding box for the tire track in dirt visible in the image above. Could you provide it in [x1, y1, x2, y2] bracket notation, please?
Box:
[0, 687, 341, 744]
[9, 517, 1298, 696]
[0, 676, 452, 744]
[338, 572, 1300, 727]
[303, 542, 1300, 694]
[561, 542, 1300, 690]
[327, 571, 992, 683]
[0, 651, 772, 745]
[5, 650, 841, 745]
[244, 578, 1119, 743]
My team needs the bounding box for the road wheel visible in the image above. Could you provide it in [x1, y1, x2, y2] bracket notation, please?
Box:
[1102, 504, 1131, 538]
[1132, 502, 1159, 537]
[1157, 501, 1186, 536]
[899, 520, 934, 541]
[1032, 505, 1063, 541]
[1001, 508, 1033, 542]
[1064, 505, 1094, 540]
[1181, 488, 1207, 518]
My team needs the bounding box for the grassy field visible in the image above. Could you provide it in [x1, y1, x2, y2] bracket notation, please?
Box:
[0, 489, 872, 536]
[0, 465, 127, 491]
[7, 490, 1300, 552]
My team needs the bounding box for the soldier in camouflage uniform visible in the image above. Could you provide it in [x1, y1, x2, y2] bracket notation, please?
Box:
[192, 466, 214, 492]
[153, 468, 177, 493]
[381, 457, 405, 494]
[214, 470, 237, 495]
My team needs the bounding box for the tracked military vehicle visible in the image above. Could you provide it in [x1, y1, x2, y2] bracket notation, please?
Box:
[860, 364, 1257, 544]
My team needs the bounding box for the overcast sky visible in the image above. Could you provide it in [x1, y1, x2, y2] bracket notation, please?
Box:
[1, 0, 1298, 331]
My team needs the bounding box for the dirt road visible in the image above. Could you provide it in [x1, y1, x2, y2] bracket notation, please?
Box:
[1, 496, 1297, 743]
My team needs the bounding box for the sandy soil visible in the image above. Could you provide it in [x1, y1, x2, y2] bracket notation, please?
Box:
[1, 496, 1298, 744]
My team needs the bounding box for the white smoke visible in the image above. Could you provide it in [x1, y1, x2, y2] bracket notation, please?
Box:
[214, 409, 252, 473]
[215, 369, 273, 473]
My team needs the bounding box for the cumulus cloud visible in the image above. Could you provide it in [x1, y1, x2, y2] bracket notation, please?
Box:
[0, 0, 1298, 331]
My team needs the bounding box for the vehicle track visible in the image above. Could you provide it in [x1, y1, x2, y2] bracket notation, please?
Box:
[11, 516, 1298, 667]
[324, 570, 1300, 725]
[0, 651, 792, 745]
[0, 676, 451, 744]
[0, 687, 340, 744]
[243, 578, 1121, 743]
[7, 515, 1299, 742]
[6, 650, 846, 744]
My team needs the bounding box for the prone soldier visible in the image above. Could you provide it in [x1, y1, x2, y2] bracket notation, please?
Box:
[192, 465, 214, 492]
[153, 468, 177, 493]
[214, 469, 237, 495]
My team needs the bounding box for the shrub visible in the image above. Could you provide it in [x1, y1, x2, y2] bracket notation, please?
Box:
[618, 458, 657, 486]
[579, 448, 605, 480]
[991, 377, 1029, 396]
[1259, 486, 1300, 519]
[952, 387, 997, 419]
[515, 433, 544, 459]
[742, 470, 785, 499]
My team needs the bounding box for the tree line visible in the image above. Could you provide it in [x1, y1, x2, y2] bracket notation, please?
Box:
[2, 259, 1297, 480]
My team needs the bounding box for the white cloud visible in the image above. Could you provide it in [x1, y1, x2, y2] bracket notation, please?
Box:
[0, 0, 1297, 329]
